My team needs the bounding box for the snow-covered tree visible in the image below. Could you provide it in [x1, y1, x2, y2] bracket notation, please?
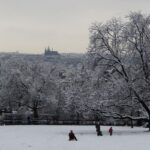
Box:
[87, 12, 150, 130]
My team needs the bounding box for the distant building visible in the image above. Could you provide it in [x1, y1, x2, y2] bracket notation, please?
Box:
[44, 46, 60, 57]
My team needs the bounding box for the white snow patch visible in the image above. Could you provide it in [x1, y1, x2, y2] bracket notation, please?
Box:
[0, 125, 149, 150]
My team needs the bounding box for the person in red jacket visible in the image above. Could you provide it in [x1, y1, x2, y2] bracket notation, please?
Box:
[69, 130, 77, 141]
[109, 127, 113, 136]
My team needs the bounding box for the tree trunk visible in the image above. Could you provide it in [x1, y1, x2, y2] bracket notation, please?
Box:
[130, 118, 133, 128]
[148, 115, 150, 131]
[33, 107, 38, 119]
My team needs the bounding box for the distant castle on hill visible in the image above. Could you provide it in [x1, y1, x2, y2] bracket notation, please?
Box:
[44, 46, 60, 56]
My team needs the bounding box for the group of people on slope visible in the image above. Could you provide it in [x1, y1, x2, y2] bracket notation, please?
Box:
[68, 127, 113, 141]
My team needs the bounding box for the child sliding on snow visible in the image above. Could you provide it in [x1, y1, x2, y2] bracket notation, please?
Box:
[69, 130, 77, 141]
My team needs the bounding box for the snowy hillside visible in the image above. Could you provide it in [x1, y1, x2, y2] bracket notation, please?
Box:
[0, 125, 149, 150]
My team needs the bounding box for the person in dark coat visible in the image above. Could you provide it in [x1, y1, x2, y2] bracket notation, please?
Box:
[69, 130, 77, 141]
[109, 127, 113, 136]
[95, 122, 102, 136]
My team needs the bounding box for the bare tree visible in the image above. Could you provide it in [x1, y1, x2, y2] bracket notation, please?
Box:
[88, 12, 150, 130]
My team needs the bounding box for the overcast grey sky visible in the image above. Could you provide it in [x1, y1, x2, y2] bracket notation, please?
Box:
[0, 0, 150, 54]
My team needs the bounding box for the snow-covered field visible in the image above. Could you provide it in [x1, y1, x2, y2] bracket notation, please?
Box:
[0, 125, 149, 150]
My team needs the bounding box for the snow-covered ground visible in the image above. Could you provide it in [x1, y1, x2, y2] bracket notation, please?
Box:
[0, 125, 149, 150]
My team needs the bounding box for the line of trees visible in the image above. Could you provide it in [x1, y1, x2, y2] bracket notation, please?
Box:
[0, 12, 150, 129]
